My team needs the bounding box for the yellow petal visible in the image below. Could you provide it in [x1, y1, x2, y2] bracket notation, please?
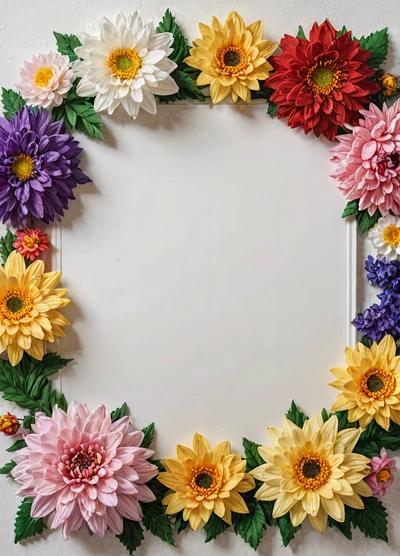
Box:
[7, 341, 23, 366]
[192, 433, 211, 456]
[210, 79, 231, 104]
[165, 495, 187, 515]
[223, 490, 248, 514]
[26, 338, 44, 361]
[308, 507, 328, 534]
[4, 251, 26, 278]
[272, 492, 297, 519]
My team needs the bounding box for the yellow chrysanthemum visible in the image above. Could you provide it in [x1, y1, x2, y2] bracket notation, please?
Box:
[330, 335, 400, 430]
[0, 251, 70, 365]
[158, 433, 255, 530]
[184, 11, 277, 104]
[251, 414, 372, 534]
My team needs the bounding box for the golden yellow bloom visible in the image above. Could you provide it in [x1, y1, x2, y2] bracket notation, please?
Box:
[381, 73, 399, 97]
[184, 11, 277, 104]
[330, 335, 400, 430]
[158, 433, 255, 530]
[0, 251, 70, 365]
[251, 414, 372, 534]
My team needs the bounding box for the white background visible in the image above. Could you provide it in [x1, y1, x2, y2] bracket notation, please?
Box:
[0, 1, 400, 555]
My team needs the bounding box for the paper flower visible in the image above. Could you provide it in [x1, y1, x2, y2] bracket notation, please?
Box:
[381, 73, 399, 97]
[267, 20, 379, 140]
[0, 106, 90, 228]
[184, 11, 277, 104]
[368, 215, 400, 260]
[0, 412, 20, 435]
[73, 12, 178, 119]
[17, 51, 74, 109]
[0, 250, 70, 365]
[12, 402, 158, 538]
[251, 414, 372, 534]
[353, 291, 400, 342]
[13, 228, 50, 262]
[365, 448, 396, 497]
[158, 433, 254, 530]
[365, 255, 400, 291]
[330, 335, 400, 430]
[331, 101, 400, 216]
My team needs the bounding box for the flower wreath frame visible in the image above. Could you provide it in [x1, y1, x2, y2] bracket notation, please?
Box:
[0, 7, 400, 554]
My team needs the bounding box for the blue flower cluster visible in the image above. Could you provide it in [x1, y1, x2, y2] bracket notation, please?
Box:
[353, 256, 400, 342]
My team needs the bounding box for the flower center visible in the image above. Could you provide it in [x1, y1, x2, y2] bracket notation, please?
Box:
[11, 154, 34, 182]
[34, 66, 54, 88]
[377, 468, 391, 482]
[294, 454, 331, 490]
[1, 291, 33, 321]
[383, 224, 400, 248]
[360, 368, 396, 399]
[107, 48, 142, 80]
[22, 234, 40, 252]
[306, 61, 341, 95]
[217, 45, 247, 75]
[190, 466, 222, 497]
[57, 442, 106, 482]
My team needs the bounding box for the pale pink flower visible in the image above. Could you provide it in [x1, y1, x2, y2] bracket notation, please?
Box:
[12, 402, 158, 539]
[365, 448, 396, 497]
[17, 51, 74, 109]
[330, 100, 400, 216]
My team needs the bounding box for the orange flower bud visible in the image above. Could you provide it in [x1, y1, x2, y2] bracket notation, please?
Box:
[381, 73, 399, 97]
[0, 412, 20, 436]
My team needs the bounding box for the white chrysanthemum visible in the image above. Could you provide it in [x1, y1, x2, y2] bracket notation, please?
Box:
[368, 214, 400, 260]
[73, 12, 179, 119]
[17, 51, 74, 109]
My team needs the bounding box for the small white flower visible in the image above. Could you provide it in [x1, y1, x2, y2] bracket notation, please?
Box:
[368, 214, 400, 260]
[73, 12, 179, 119]
[17, 51, 74, 109]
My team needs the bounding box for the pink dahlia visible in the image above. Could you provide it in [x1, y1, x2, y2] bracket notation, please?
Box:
[17, 51, 74, 109]
[12, 402, 158, 539]
[13, 227, 50, 262]
[365, 448, 396, 497]
[331, 100, 400, 216]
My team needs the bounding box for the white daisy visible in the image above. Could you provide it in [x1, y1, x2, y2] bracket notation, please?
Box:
[73, 12, 179, 119]
[368, 214, 400, 260]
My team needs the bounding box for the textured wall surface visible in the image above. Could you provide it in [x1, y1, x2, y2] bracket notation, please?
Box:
[0, 1, 399, 555]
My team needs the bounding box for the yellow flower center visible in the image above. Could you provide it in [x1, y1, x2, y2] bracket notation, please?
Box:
[22, 234, 40, 252]
[190, 466, 222, 497]
[360, 368, 396, 399]
[294, 454, 331, 490]
[11, 154, 34, 182]
[382, 224, 400, 248]
[1, 290, 33, 321]
[107, 48, 142, 79]
[377, 468, 391, 482]
[34, 66, 54, 88]
[306, 61, 341, 95]
[216, 45, 248, 75]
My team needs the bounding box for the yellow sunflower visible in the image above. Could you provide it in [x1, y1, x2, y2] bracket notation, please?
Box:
[330, 335, 400, 430]
[158, 433, 255, 530]
[251, 414, 372, 534]
[184, 11, 277, 104]
[0, 250, 70, 365]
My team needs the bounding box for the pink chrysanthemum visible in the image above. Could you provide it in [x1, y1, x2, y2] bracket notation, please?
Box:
[13, 228, 50, 262]
[365, 448, 396, 497]
[12, 403, 158, 539]
[331, 100, 400, 216]
[17, 51, 74, 109]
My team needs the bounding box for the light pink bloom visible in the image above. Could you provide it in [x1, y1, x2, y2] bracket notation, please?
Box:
[12, 402, 158, 539]
[330, 100, 400, 216]
[17, 51, 74, 109]
[365, 448, 396, 497]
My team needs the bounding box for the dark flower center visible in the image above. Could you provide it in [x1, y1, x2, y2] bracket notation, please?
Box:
[11, 154, 34, 181]
[224, 51, 241, 67]
[366, 374, 384, 393]
[302, 460, 321, 479]
[195, 472, 214, 489]
[6, 296, 24, 313]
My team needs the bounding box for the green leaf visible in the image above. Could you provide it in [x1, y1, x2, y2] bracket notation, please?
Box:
[141, 422, 155, 448]
[341, 200, 359, 219]
[1, 88, 26, 120]
[321, 408, 330, 422]
[116, 518, 145, 555]
[358, 28, 389, 68]
[351, 497, 388, 542]
[14, 498, 47, 543]
[267, 101, 278, 118]
[159, 69, 205, 103]
[336, 25, 348, 37]
[296, 26, 307, 40]
[335, 410, 358, 432]
[6, 439, 27, 453]
[357, 208, 381, 235]
[0, 459, 16, 475]
[111, 403, 127, 423]
[156, 9, 190, 65]
[277, 512, 301, 547]
[355, 419, 400, 458]
[23, 414, 35, 431]
[53, 32, 82, 62]
[286, 400, 308, 428]
[242, 438, 264, 472]
[173, 512, 189, 534]
[142, 500, 174, 546]
[328, 506, 354, 540]
[259, 500, 275, 526]
[233, 500, 267, 550]
[0, 229, 17, 265]
[360, 336, 373, 348]
[203, 512, 229, 542]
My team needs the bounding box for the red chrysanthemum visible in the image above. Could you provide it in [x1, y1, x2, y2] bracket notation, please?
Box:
[266, 20, 380, 141]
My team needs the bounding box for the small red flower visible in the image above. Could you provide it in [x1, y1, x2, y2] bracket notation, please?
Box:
[13, 227, 50, 262]
[266, 20, 380, 140]
[0, 412, 20, 436]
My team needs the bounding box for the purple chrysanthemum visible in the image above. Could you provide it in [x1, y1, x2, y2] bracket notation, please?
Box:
[365, 256, 400, 292]
[0, 106, 90, 227]
[353, 291, 400, 342]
